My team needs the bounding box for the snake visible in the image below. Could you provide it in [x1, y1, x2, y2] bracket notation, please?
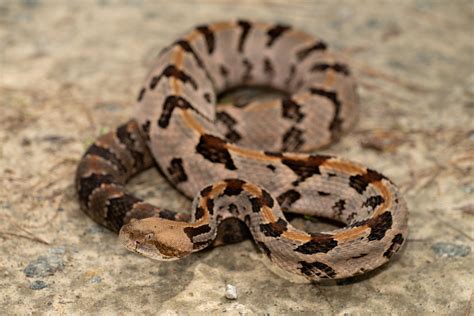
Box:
[75, 20, 408, 282]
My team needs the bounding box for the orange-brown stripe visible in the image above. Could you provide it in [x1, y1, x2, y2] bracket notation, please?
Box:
[227, 145, 281, 162]
[261, 205, 277, 223]
[372, 180, 393, 215]
[282, 230, 312, 243]
[209, 21, 235, 31]
[180, 109, 205, 134]
[171, 48, 185, 94]
[321, 159, 366, 175]
[334, 225, 369, 242]
[242, 182, 262, 197]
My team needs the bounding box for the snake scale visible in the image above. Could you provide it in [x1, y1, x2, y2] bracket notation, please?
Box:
[76, 20, 408, 282]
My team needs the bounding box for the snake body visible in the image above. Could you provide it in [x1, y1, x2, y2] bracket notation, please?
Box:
[76, 20, 408, 281]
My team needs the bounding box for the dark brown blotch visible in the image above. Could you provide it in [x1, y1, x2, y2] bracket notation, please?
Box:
[200, 185, 213, 197]
[158, 95, 193, 129]
[105, 194, 141, 232]
[195, 134, 237, 170]
[298, 260, 336, 279]
[137, 87, 146, 102]
[237, 20, 252, 52]
[223, 178, 246, 196]
[281, 98, 305, 123]
[349, 169, 387, 194]
[192, 240, 213, 250]
[206, 198, 214, 215]
[219, 64, 229, 79]
[277, 189, 301, 209]
[294, 233, 338, 254]
[266, 164, 276, 172]
[216, 111, 242, 143]
[367, 211, 393, 241]
[159, 209, 177, 220]
[249, 189, 274, 213]
[296, 41, 327, 61]
[310, 87, 343, 138]
[227, 203, 238, 215]
[141, 120, 151, 141]
[281, 155, 331, 183]
[166, 158, 188, 183]
[261, 190, 274, 208]
[77, 174, 115, 206]
[383, 233, 404, 258]
[174, 39, 216, 87]
[149, 65, 198, 90]
[362, 195, 385, 211]
[250, 197, 263, 213]
[194, 206, 205, 220]
[259, 218, 288, 237]
[183, 224, 212, 241]
[263, 57, 275, 79]
[203, 92, 212, 103]
[196, 25, 215, 54]
[332, 199, 346, 216]
[281, 126, 305, 152]
[266, 24, 291, 47]
[116, 122, 146, 170]
[242, 58, 253, 82]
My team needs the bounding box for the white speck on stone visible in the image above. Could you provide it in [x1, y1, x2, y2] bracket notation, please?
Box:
[225, 284, 237, 300]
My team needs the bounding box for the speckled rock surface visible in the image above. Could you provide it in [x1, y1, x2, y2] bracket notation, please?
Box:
[0, 1, 473, 314]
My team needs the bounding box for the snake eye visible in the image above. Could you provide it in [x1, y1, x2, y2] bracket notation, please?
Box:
[145, 233, 154, 240]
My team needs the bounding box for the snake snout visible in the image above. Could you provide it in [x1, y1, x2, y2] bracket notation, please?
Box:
[118, 217, 193, 261]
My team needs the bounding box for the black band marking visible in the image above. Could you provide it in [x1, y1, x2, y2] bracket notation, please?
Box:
[149, 65, 198, 90]
[310, 87, 343, 137]
[267, 24, 291, 47]
[196, 25, 215, 54]
[296, 41, 327, 61]
[237, 20, 252, 52]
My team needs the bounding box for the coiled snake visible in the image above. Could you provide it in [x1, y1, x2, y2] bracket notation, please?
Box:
[76, 20, 408, 282]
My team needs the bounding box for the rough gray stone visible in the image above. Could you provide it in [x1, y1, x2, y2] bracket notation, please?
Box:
[23, 254, 65, 278]
[30, 280, 48, 290]
[431, 242, 471, 258]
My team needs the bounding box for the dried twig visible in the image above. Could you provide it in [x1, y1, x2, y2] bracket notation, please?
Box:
[0, 230, 50, 245]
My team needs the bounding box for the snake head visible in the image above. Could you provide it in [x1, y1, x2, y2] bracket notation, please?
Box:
[118, 217, 194, 261]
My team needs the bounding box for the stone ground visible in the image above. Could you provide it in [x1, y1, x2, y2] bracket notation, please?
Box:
[0, 0, 473, 314]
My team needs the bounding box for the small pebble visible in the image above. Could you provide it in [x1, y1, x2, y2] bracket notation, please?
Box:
[431, 242, 471, 257]
[30, 280, 47, 290]
[24, 254, 65, 277]
[225, 284, 237, 300]
[90, 276, 102, 284]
